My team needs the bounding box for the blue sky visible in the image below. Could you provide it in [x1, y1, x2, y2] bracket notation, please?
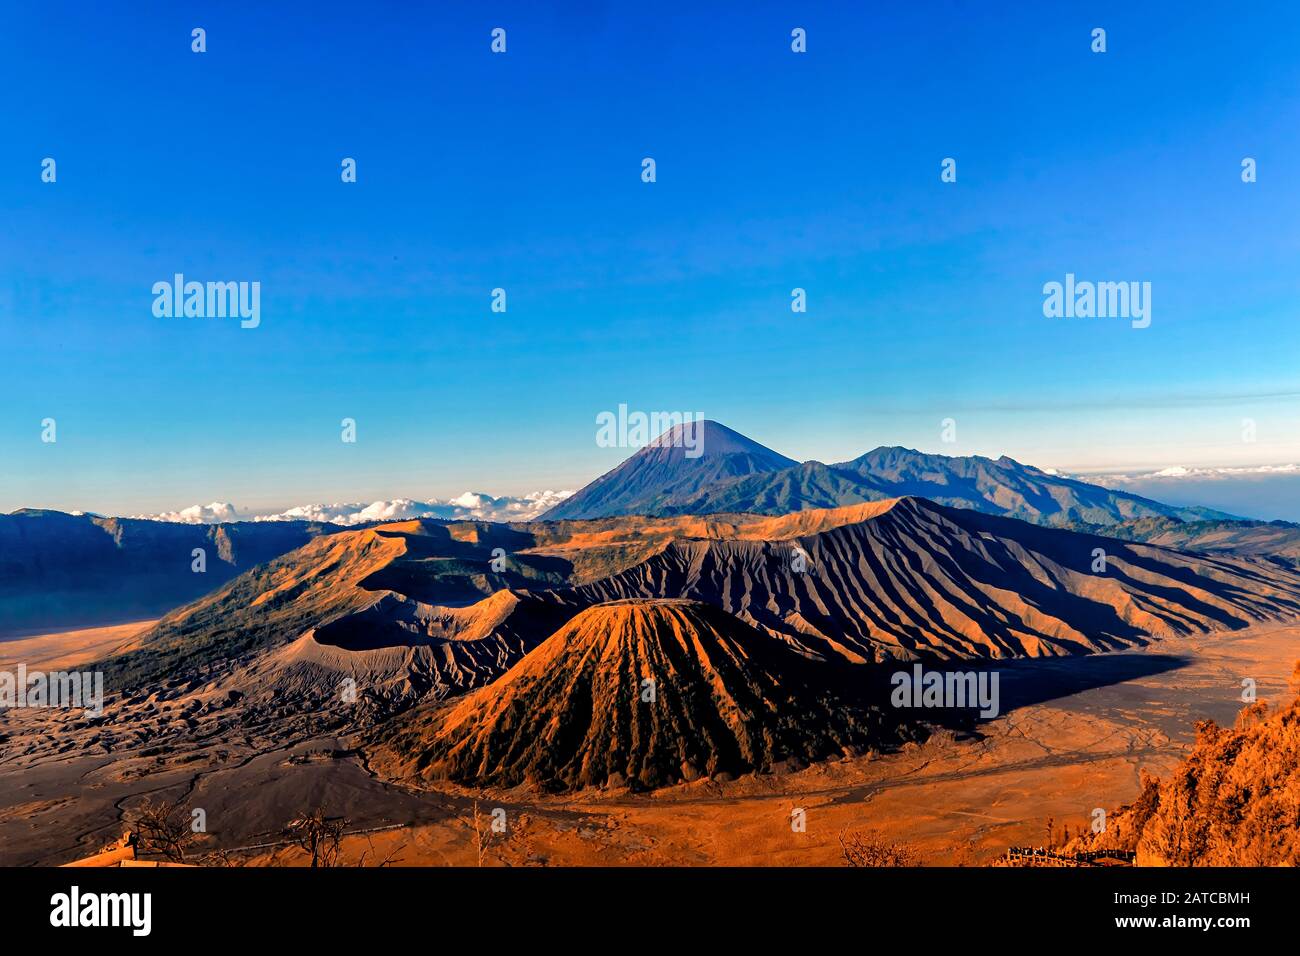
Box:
[2, 1, 1299, 518]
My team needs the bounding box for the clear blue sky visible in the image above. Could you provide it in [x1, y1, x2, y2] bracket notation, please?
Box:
[3, 1, 1299, 516]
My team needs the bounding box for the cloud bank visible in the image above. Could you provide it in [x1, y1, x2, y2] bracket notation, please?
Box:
[131, 502, 243, 524]
[131, 491, 572, 525]
[1086, 464, 1300, 485]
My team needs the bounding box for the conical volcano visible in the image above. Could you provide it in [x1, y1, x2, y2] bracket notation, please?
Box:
[540, 420, 798, 520]
[370, 598, 891, 791]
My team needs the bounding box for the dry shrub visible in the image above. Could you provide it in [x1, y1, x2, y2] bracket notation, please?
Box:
[128, 797, 197, 863]
[285, 808, 347, 868]
[838, 827, 921, 867]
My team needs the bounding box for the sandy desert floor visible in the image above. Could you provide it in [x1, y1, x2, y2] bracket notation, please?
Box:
[268, 624, 1300, 867]
[3, 623, 1298, 867]
[0, 620, 154, 672]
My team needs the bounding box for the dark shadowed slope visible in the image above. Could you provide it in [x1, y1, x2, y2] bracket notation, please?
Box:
[370, 599, 899, 792]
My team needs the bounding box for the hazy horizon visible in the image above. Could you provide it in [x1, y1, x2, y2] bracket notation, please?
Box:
[8, 420, 1300, 523]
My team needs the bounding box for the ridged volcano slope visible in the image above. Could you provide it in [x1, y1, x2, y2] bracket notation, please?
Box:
[370, 599, 895, 792]
[574, 497, 1300, 662]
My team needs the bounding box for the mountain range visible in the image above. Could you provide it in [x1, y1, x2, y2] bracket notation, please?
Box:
[541, 420, 1233, 525]
[70, 496, 1300, 797]
[103, 497, 1300, 691]
[4, 421, 1286, 641]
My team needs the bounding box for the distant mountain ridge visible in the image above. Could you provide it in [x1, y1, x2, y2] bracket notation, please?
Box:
[541, 421, 1233, 526]
[0, 511, 349, 636]
[1057, 514, 1300, 570]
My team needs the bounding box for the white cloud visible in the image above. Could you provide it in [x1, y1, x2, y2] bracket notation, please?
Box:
[130, 491, 572, 526]
[1086, 464, 1300, 485]
[130, 501, 241, 524]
